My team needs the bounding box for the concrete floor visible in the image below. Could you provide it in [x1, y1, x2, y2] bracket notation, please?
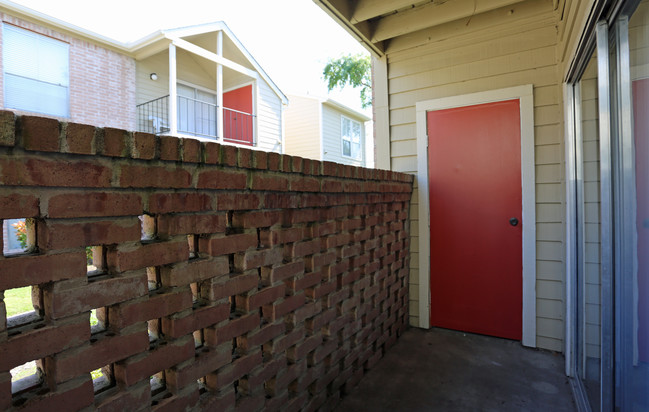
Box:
[336, 328, 576, 412]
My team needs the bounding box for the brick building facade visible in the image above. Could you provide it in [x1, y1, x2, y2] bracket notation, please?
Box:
[0, 12, 136, 130]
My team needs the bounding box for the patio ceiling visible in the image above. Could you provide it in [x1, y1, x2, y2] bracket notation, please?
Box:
[314, 0, 528, 56]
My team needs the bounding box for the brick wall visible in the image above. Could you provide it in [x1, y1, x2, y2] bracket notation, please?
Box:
[0, 112, 413, 411]
[0, 14, 136, 131]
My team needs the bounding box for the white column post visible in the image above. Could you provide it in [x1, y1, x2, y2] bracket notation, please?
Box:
[372, 55, 390, 170]
[168, 43, 178, 136]
[216, 30, 224, 140]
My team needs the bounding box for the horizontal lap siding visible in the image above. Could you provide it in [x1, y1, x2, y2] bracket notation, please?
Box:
[386, 2, 565, 350]
[284, 95, 322, 160]
[321, 105, 365, 167]
[255, 79, 283, 153]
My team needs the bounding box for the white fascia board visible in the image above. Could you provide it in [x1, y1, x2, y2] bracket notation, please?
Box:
[161, 22, 225, 39]
[323, 99, 371, 122]
[168, 36, 258, 79]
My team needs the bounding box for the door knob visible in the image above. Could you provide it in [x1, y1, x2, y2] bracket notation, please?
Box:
[509, 217, 519, 226]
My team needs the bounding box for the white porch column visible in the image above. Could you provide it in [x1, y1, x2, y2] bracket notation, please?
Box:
[169, 43, 178, 136]
[216, 30, 224, 140]
[372, 55, 390, 169]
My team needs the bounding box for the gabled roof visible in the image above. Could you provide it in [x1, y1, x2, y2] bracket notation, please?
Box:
[0, 1, 287, 104]
[130, 22, 288, 105]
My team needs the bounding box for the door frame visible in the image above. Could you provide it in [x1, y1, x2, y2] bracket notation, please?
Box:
[415, 84, 536, 347]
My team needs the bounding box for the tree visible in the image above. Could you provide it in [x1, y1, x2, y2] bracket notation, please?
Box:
[322, 53, 371, 108]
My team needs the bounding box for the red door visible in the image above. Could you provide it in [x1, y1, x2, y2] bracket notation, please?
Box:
[428, 99, 522, 340]
[223, 85, 253, 145]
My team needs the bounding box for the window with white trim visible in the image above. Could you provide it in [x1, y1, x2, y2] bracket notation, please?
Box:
[341, 116, 362, 160]
[177, 83, 217, 139]
[3, 24, 69, 117]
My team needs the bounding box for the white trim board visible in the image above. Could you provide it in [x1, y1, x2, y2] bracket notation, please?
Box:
[415, 84, 537, 348]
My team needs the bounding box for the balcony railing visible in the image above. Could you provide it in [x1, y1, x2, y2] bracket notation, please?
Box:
[223, 107, 254, 145]
[136, 96, 254, 145]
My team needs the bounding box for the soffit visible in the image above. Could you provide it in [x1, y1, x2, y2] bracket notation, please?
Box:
[314, 0, 527, 56]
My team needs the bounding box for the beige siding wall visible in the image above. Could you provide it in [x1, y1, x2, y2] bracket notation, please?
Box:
[321, 105, 365, 167]
[386, 1, 565, 351]
[0, 13, 136, 130]
[284, 95, 322, 160]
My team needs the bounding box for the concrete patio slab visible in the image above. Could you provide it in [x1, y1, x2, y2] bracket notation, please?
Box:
[336, 328, 576, 412]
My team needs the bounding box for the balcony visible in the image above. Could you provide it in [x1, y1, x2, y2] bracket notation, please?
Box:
[136, 95, 254, 145]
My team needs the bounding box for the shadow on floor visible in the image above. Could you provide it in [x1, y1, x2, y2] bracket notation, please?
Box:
[336, 328, 576, 412]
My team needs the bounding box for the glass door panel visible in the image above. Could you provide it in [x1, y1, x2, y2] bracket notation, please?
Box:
[577, 53, 603, 411]
[619, 1, 649, 408]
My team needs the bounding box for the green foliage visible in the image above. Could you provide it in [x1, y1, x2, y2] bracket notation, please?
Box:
[12, 220, 27, 248]
[86, 246, 94, 266]
[323, 53, 372, 108]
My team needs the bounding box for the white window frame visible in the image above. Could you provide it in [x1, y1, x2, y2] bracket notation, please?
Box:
[341, 115, 362, 160]
[2, 24, 69, 117]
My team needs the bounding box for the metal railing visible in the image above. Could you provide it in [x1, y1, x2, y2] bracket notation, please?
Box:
[136, 96, 254, 144]
[223, 107, 254, 145]
[136, 95, 169, 135]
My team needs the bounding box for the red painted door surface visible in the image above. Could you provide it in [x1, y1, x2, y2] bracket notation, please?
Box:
[428, 99, 522, 340]
[223, 85, 253, 145]
[633, 79, 648, 362]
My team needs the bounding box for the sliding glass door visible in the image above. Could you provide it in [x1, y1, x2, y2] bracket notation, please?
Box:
[568, 1, 649, 410]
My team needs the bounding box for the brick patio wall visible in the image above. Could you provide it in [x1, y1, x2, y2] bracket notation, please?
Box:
[0, 112, 413, 411]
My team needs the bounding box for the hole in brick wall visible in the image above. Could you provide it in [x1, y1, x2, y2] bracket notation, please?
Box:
[2, 218, 35, 256]
[228, 254, 235, 273]
[91, 364, 114, 394]
[139, 214, 156, 241]
[146, 267, 161, 291]
[90, 307, 107, 334]
[190, 282, 199, 304]
[257, 228, 261, 248]
[86, 246, 105, 276]
[233, 337, 245, 360]
[147, 318, 162, 343]
[4, 286, 43, 329]
[150, 371, 166, 398]
[193, 329, 204, 349]
[229, 296, 236, 314]
[188, 234, 198, 259]
[10, 360, 43, 395]
[197, 376, 207, 394]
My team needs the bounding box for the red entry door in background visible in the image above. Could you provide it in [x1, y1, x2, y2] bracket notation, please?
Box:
[427, 99, 523, 340]
[223, 85, 253, 145]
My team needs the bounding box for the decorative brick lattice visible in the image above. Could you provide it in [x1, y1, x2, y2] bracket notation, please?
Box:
[0, 112, 413, 411]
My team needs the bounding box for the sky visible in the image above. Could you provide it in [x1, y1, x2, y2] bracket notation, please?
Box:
[9, 0, 370, 114]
